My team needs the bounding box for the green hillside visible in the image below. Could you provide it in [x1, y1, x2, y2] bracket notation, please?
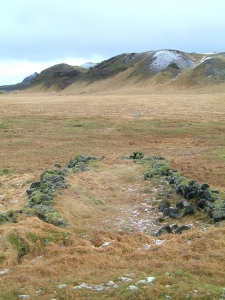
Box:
[28, 63, 88, 91]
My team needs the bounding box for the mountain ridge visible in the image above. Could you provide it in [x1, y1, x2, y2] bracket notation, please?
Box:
[1, 49, 225, 93]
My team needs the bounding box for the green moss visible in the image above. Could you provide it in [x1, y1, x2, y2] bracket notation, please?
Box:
[45, 212, 66, 227]
[0, 120, 9, 130]
[0, 168, 13, 176]
[211, 193, 225, 222]
[179, 180, 192, 187]
[71, 186, 83, 192]
[166, 186, 174, 194]
[130, 151, 144, 159]
[144, 168, 158, 179]
[0, 210, 15, 224]
[26, 232, 38, 243]
[22, 207, 36, 216]
[45, 229, 70, 245]
[30, 192, 53, 204]
[7, 234, 29, 261]
[159, 165, 173, 175]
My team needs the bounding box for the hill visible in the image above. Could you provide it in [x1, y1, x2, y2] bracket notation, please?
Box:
[174, 56, 225, 86]
[1, 49, 225, 93]
[27, 63, 88, 92]
[0, 72, 38, 93]
[27, 49, 225, 93]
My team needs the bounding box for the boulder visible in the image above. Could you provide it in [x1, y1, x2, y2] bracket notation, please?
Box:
[201, 183, 210, 190]
[183, 205, 196, 216]
[197, 199, 207, 209]
[155, 225, 173, 236]
[197, 190, 212, 201]
[210, 198, 225, 222]
[158, 202, 171, 212]
[164, 208, 181, 218]
[175, 201, 185, 210]
[175, 225, 191, 234]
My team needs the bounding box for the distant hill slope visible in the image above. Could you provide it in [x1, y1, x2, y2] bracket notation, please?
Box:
[22, 72, 38, 84]
[174, 56, 225, 86]
[81, 62, 99, 69]
[27, 63, 88, 92]
[77, 50, 197, 88]
[0, 72, 38, 93]
[1, 50, 225, 93]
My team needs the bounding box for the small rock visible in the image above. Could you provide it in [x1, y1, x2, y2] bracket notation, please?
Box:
[0, 269, 9, 275]
[73, 282, 91, 290]
[154, 239, 164, 245]
[146, 276, 155, 283]
[102, 242, 111, 247]
[136, 279, 146, 285]
[134, 110, 141, 118]
[164, 208, 180, 218]
[183, 205, 196, 216]
[175, 225, 191, 234]
[54, 163, 61, 168]
[176, 201, 185, 210]
[156, 225, 173, 236]
[106, 280, 118, 288]
[127, 285, 139, 290]
[158, 202, 171, 212]
[118, 277, 132, 282]
[58, 284, 67, 289]
[93, 284, 105, 291]
[197, 199, 207, 208]
[201, 183, 210, 190]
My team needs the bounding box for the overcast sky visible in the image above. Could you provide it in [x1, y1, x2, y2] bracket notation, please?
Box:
[1, 0, 225, 85]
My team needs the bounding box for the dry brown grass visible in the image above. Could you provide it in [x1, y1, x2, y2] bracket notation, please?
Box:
[0, 86, 225, 299]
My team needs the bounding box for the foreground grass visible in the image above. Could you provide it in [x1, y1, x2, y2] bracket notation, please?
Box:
[0, 90, 225, 299]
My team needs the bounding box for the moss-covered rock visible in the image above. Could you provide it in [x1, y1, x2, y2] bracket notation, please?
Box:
[131, 151, 225, 224]
[0, 210, 16, 224]
[129, 151, 144, 159]
[66, 155, 96, 169]
[209, 193, 225, 222]
[22, 154, 96, 227]
[30, 191, 53, 205]
[144, 168, 158, 179]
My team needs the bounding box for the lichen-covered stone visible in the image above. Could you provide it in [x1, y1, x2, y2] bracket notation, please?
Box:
[210, 194, 225, 222]
[22, 154, 96, 227]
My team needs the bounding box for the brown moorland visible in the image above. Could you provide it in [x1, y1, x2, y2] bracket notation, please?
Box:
[0, 85, 225, 299]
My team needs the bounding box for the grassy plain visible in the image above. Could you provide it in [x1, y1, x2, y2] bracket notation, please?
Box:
[0, 86, 225, 299]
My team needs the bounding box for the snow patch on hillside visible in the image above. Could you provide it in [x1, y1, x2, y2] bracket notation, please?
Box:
[81, 62, 99, 69]
[150, 50, 194, 73]
[200, 56, 212, 63]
